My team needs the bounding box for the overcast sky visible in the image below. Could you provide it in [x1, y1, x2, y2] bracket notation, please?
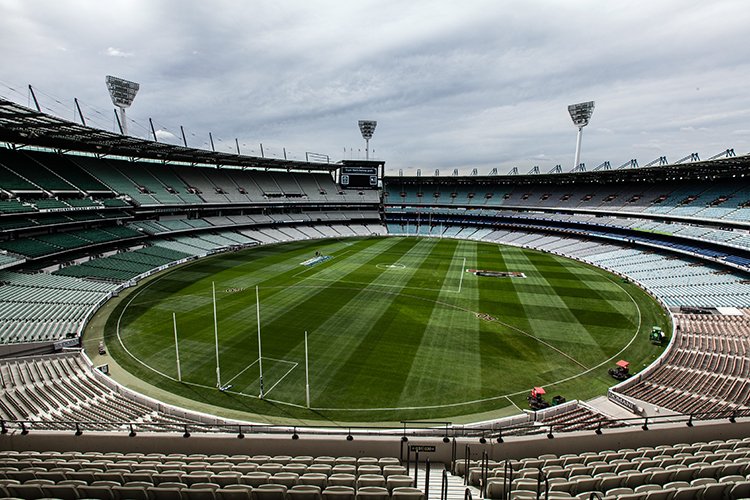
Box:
[1, 0, 749, 174]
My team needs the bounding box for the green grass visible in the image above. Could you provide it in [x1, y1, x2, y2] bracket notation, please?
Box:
[99, 236, 670, 424]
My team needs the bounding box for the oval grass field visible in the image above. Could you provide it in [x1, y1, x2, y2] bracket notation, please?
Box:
[101, 236, 670, 424]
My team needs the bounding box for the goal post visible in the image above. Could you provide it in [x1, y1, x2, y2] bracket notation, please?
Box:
[257, 285, 264, 399]
[305, 331, 310, 408]
[213, 281, 221, 388]
[173, 312, 182, 382]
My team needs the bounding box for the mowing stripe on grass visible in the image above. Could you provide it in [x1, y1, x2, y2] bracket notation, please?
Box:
[308, 238, 444, 407]
[398, 239, 484, 406]
[494, 247, 590, 370]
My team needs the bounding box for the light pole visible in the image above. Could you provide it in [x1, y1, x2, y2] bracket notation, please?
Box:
[358, 120, 377, 160]
[568, 101, 595, 170]
[106, 75, 140, 136]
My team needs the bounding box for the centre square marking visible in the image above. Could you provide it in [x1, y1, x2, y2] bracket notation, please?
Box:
[466, 269, 526, 278]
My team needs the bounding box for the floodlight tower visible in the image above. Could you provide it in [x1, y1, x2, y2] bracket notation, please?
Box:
[106, 75, 140, 136]
[358, 120, 377, 160]
[568, 101, 595, 170]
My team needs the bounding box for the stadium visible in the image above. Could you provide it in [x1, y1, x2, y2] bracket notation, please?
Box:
[1, 93, 750, 498]
[2, 3, 750, 498]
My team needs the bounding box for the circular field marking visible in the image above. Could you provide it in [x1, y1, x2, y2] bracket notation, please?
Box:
[376, 263, 406, 270]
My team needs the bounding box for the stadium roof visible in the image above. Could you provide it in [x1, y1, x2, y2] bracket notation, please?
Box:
[0, 98, 337, 172]
[386, 153, 750, 185]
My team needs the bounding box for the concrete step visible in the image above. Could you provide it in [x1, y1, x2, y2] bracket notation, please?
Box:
[413, 462, 480, 500]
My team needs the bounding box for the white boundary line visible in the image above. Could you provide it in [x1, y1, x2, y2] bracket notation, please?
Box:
[506, 396, 522, 412]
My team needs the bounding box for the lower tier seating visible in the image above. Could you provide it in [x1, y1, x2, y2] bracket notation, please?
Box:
[0, 449, 421, 500]
[455, 436, 750, 499]
[0, 352, 198, 429]
[616, 313, 750, 416]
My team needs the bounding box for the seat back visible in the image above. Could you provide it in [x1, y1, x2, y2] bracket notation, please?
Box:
[354, 486, 389, 500]
[322, 485, 356, 500]
[390, 487, 424, 500]
[288, 485, 323, 500]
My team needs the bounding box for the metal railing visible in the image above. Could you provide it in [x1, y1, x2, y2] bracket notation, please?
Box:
[441, 469, 449, 500]
[0, 406, 746, 438]
[535, 469, 548, 500]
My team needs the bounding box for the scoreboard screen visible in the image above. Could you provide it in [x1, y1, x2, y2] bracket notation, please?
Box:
[340, 165, 379, 189]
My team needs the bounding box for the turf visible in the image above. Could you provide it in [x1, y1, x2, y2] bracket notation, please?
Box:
[101, 236, 670, 424]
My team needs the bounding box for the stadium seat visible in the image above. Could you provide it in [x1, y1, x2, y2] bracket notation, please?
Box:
[184, 488, 219, 500]
[287, 484, 323, 500]
[299, 473, 328, 489]
[191, 482, 222, 490]
[243, 472, 272, 487]
[355, 474, 385, 489]
[77, 484, 118, 499]
[322, 485, 356, 500]
[390, 487, 424, 500]
[306, 465, 332, 476]
[212, 472, 242, 487]
[271, 472, 300, 487]
[42, 484, 79, 500]
[313, 458, 336, 467]
[6, 483, 46, 499]
[217, 487, 253, 500]
[385, 475, 413, 492]
[381, 465, 407, 479]
[234, 464, 259, 475]
[356, 465, 380, 476]
[253, 483, 288, 500]
[354, 486, 389, 500]
[113, 484, 150, 500]
[327, 474, 356, 488]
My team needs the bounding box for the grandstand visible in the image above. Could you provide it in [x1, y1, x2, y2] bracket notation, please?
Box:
[3, 96, 750, 499]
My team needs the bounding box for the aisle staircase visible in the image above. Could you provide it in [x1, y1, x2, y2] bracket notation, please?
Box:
[414, 461, 480, 500]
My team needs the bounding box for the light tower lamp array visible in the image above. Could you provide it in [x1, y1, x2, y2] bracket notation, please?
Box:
[106, 75, 140, 136]
[358, 120, 377, 160]
[568, 101, 595, 170]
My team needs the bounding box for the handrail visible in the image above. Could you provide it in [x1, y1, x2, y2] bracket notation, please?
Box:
[535, 469, 548, 500]
[414, 451, 419, 487]
[425, 458, 431, 500]
[441, 468, 449, 500]
[503, 459, 513, 500]
[0, 406, 747, 437]
[464, 445, 470, 486]
[481, 450, 489, 498]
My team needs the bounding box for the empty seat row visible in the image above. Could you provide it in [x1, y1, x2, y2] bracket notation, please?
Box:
[0, 469, 413, 491]
[0, 477, 424, 500]
[0, 452, 400, 468]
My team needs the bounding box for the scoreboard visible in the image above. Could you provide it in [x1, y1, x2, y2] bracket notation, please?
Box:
[340, 165, 379, 189]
